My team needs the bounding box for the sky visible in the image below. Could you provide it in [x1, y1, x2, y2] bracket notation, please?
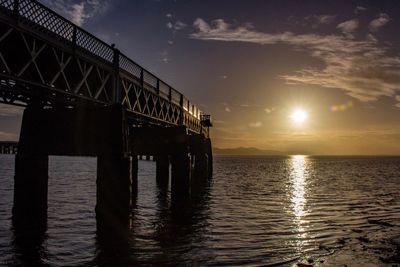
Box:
[2, 0, 400, 155]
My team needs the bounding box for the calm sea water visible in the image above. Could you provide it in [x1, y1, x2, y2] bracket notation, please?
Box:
[1, 155, 400, 266]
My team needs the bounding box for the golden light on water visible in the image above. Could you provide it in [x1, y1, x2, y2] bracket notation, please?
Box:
[291, 155, 307, 219]
[289, 155, 309, 249]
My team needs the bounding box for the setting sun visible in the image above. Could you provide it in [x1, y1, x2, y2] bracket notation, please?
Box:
[290, 109, 308, 124]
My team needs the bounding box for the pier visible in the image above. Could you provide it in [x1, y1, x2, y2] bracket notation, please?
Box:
[0, 0, 213, 232]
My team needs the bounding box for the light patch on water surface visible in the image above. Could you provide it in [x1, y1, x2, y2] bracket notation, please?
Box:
[289, 155, 310, 250]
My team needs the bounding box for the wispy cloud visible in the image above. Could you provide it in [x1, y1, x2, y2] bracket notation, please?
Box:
[222, 102, 231, 112]
[354, 6, 367, 14]
[166, 21, 187, 31]
[317, 15, 336, 25]
[160, 50, 170, 63]
[305, 14, 336, 28]
[40, 0, 108, 26]
[336, 19, 359, 39]
[369, 13, 391, 32]
[396, 95, 400, 108]
[264, 107, 275, 114]
[191, 18, 400, 106]
[248, 121, 263, 128]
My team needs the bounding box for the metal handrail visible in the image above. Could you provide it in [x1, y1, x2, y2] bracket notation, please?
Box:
[0, 0, 203, 120]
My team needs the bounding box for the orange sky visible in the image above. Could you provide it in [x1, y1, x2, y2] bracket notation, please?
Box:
[1, 0, 400, 155]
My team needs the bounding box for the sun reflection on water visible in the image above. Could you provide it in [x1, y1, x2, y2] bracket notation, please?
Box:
[289, 155, 309, 250]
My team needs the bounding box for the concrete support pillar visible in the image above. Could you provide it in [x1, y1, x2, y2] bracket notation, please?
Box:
[95, 104, 131, 235]
[193, 152, 208, 179]
[96, 154, 131, 233]
[156, 155, 169, 188]
[13, 154, 48, 228]
[189, 134, 210, 189]
[171, 147, 191, 197]
[13, 107, 49, 228]
[131, 155, 138, 203]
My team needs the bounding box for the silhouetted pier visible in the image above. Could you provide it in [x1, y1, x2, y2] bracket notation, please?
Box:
[0, 0, 213, 232]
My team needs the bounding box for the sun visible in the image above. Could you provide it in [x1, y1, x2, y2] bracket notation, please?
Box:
[290, 109, 308, 124]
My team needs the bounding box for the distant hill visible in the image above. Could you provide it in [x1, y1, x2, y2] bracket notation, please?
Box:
[213, 147, 284, 156]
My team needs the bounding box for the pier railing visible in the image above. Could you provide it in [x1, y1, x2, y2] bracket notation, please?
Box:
[0, 0, 208, 134]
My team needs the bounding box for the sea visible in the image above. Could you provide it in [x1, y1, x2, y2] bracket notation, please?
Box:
[0, 155, 400, 266]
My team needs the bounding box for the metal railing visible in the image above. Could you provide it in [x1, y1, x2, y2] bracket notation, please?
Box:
[0, 0, 204, 121]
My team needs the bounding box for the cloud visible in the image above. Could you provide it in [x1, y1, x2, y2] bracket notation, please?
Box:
[166, 13, 173, 18]
[396, 95, 400, 108]
[317, 15, 336, 25]
[40, 0, 108, 26]
[336, 19, 359, 38]
[191, 18, 400, 106]
[369, 13, 391, 32]
[249, 121, 263, 128]
[305, 14, 336, 27]
[166, 21, 187, 31]
[160, 50, 170, 63]
[354, 6, 367, 14]
[222, 102, 231, 112]
[264, 107, 275, 114]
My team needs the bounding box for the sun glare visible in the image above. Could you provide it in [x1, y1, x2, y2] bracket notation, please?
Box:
[291, 109, 307, 125]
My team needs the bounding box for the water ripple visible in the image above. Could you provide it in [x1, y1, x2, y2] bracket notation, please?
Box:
[1, 155, 400, 265]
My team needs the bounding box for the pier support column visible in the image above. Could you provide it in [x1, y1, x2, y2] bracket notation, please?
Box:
[189, 134, 210, 189]
[95, 104, 131, 234]
[171, 147, 191, 197]
[96, 154, 132, 232]
[156, 155, 169, 189]
[205, 138, 213, 177]
[13, 154, 48, 228]
[193, 152, 208, 179]
[13, 107, 49, 228]
[131, 155, 138, 205]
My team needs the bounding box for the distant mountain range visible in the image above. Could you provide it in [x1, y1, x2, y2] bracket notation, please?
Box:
[213, 147, 284, 155]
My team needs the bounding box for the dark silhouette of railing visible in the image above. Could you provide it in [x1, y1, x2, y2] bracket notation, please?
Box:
[0, 0, 209, 134]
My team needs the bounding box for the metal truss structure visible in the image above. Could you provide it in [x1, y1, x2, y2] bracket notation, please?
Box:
[0, 0, 209, 134]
